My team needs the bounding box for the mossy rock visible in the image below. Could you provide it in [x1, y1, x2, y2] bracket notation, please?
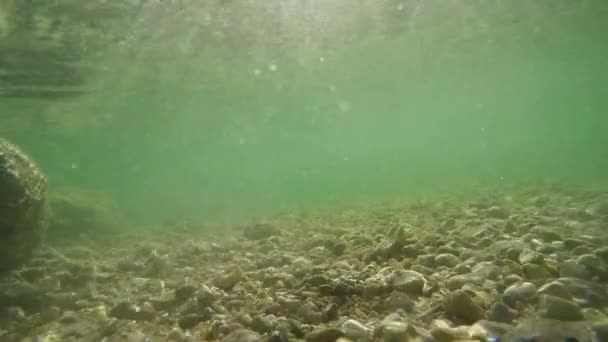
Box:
[0, 137, 47, 275]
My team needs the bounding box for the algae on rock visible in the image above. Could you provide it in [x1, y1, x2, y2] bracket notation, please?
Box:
[0, 137, 47, 274]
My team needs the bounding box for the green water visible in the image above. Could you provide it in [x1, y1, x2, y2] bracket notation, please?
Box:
[1, 0, 607, 225]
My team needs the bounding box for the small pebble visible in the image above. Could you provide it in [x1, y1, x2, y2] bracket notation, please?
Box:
[444, 290, 484, 324]
[305, 327, 345, 342]
[502, 282, 537, 308]
[222, 329, 262, 342]
[251, 314, 275, 334]
[379, 321, 418, 342]
[435, 254, 460, 267]
[342, 319, 371, 341]
[487, 302, 517, 323]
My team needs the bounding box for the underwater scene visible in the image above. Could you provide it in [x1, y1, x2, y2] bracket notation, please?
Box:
[1, 0, 608, 341]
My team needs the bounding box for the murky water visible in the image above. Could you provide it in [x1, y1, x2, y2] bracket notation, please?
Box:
[2, 0, 607, 223]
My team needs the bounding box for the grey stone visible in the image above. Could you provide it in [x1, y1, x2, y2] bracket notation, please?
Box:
[503, 274, 524, 286]
[436, 245, 460, 256]
[401, 245, 419, 258]
[564, 238, 586, 249]
[522, 263, 552, 280]
[471, 262, 500, 280]
[416, 255, 436, 268]
[502, 282, 537, 308]
[537, 243, 558, 254]
[476, 237, 493, 248]
[435, 254, 460, 268]
[487, 302, 517, 323]
[251, 314, 275, 334]
[144, 251, 171, 278]
[149, 292, 176, 311]
[379, 321, 419, 342]
[537, 281, 572, 300]
[559, 260, 591, 279]
[529, 226, 562, 242]
[221, 329, 262, 342]
[486, 206, 509, 219]
[167, 327, 187, 342]
[60, 310, 78, 324]
[322, 303, 339, 322]
[501, 318, 597, 342]
[592, 321, 608, 342]
[473, 320, 513, 337]
[4, 306, 26, 321]
[444, 290, 484, 324]
[539, 294, 584, 321]
[429, 319, 470, 342]
[109, 301, 156, 321]
[385, 291, 414, 312]
[445, 275, 471, 290]
[573, 246, 593, 255]
[587, 200, 608, 217]
[305, 327, 345, 342]
[556, 277, 608, 309]
[389, 270, 426, 296]
[410, 264, 434, 275]
[576, 254, 601, 268]
[178, 313, 206, 330]
[341, 319, 371, 341]
[594, 247, 608, 261]
[174, 284, 198, 302]
[518, 249, 544, 264]
[197, 284, 220, 306]
[453, 264, 471, 274]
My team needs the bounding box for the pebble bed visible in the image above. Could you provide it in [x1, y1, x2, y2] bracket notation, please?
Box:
[1, 185, 608, 342]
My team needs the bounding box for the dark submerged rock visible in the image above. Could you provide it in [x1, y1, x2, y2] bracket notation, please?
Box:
[0, 138, 48, 275]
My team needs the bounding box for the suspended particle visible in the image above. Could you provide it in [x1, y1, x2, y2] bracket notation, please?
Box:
[337, 100, 351, 113]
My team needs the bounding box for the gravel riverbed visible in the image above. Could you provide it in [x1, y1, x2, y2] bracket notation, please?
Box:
[1, 185, 608, 342]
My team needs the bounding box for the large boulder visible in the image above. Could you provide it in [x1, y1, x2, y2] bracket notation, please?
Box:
[0, 138, 47, 275]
